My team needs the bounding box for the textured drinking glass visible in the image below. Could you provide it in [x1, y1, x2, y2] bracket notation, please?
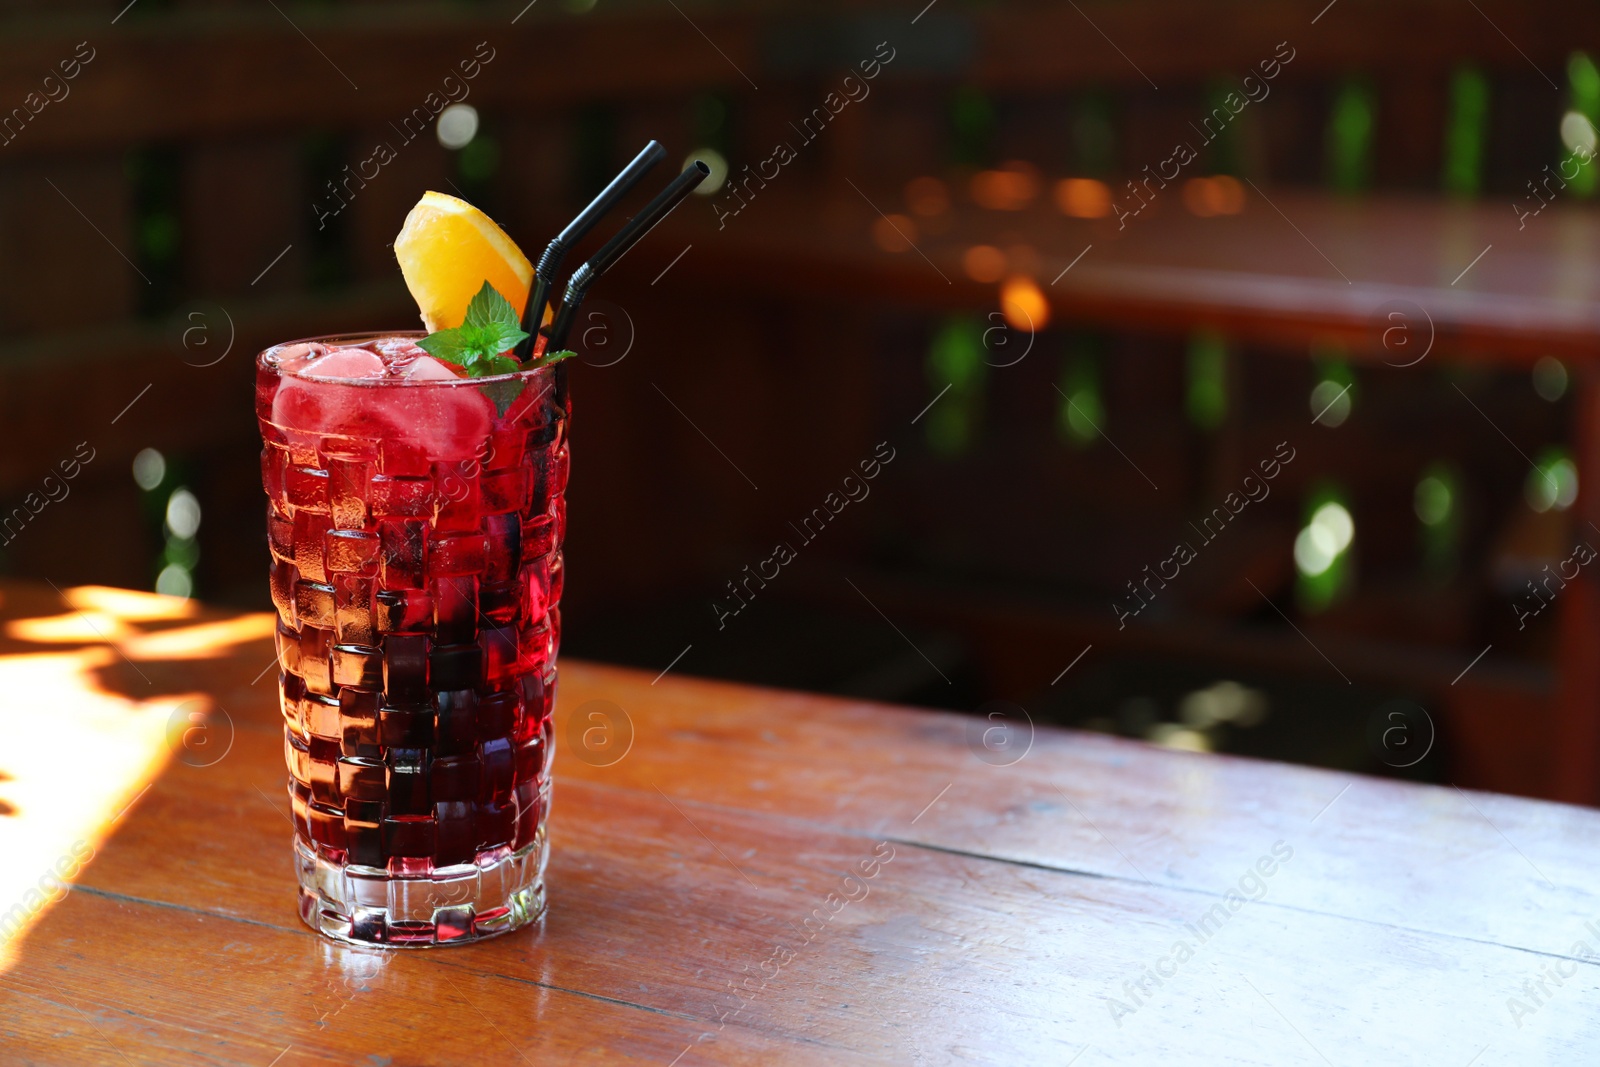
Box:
[255, 333, 566, 947]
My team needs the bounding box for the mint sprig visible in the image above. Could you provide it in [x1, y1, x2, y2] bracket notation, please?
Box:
[418, 282, 531, 376]
[415, 283, 583, 415]
[418, 282, 532, 416]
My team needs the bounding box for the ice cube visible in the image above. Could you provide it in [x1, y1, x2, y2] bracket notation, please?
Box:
[270, 341, 492, 462]
[273, 348, 390, 441]
[267, 342, 329, 376]
[373, 338, 431, 368]
[405, 356, 465, 381]
[301, 348, 387, 381]
[386, 363, 493, 460]
[272, 378, 388, 443]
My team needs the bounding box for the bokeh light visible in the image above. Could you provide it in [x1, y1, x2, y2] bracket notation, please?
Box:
[1000, 276, 1049, 331]
[1414, 474, 1452, 526]
[154, 564, 194, 599]
[1054, 178, 1112, 219]
[131, 448, 165, 491]
[1526, 450, 1578, 513]
[435, 104, 479, 150]
[1533, 356, 1569, 402]
[164, 488, 201, 540]
[689, 148, 727, 194]
[1310, 379, 1352, 427]
[970, 162, 1041, 211]
[1182, 175, 1246, 217]
[1295, 501, 1355, 578]
[1561, 110, 1598, 156]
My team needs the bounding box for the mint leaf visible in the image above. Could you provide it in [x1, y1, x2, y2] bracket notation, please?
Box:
[463, 281, 524, 331]
[531, 348, 578, 370]
[459, 325, 500, 357]
[416, 331, 470, 365]
[479, 379, 525, 418]
[483, 323, 529, 358]
[419, 280, 532, 375]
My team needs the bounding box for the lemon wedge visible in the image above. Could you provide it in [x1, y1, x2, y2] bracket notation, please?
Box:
[395, 191, 533, 333]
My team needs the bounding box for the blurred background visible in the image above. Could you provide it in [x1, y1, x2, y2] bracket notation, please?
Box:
[3, 0, 1599, 803]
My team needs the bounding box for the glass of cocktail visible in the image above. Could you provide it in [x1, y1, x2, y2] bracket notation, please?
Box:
[257, 334, 566, 946]
[256, 152, 706, 946]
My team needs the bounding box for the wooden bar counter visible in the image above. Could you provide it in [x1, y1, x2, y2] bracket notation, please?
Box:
[0, 580, 1596, 1064]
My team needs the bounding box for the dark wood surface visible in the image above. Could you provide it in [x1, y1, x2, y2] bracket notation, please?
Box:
[0, 579, 1596, 1064]
[1, 0, 1592, 156]
[679, 187, 1600, 363]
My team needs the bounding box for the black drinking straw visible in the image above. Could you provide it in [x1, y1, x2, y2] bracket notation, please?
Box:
[514, 140, 666, 361]
[545, 161, 711, 352]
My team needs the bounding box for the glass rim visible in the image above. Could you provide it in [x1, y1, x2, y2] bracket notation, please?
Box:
[257, 330, 553, 387]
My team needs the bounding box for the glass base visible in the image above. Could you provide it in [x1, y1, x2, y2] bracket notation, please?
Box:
[294, 829, 548, 948]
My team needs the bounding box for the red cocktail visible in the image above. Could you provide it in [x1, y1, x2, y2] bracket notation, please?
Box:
[256, 334, 565, 946]
[255, 150, 705, 944]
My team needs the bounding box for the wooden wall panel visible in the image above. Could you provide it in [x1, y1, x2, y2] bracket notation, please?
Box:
[182, 135, 305, 297]
[0, 156, 137, 334]
[3, 3, 1594, 157]
[346, 123, 452, 288]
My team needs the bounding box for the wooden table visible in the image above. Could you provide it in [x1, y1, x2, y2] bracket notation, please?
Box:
[1, 580, 1597, 1064]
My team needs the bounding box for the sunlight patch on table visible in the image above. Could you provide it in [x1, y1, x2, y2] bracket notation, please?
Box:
[0, 648, 196, 971]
